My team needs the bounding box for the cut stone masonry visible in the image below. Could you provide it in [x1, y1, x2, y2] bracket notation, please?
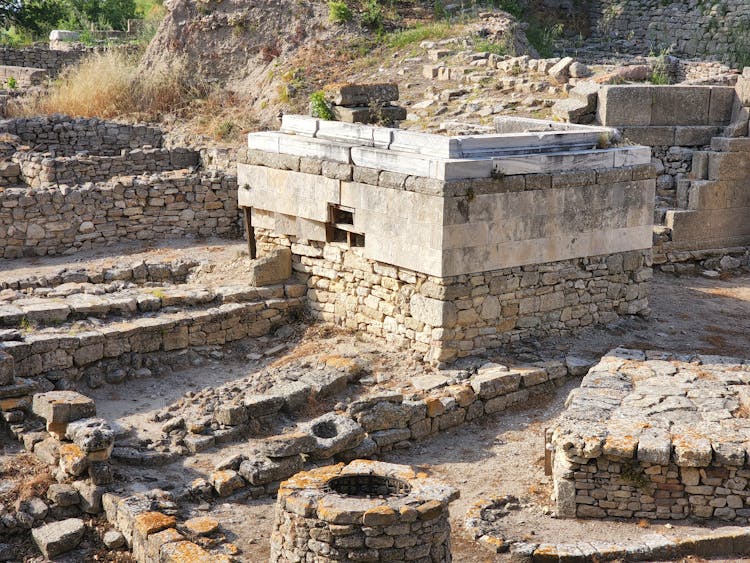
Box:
[238, 115, 654, 362]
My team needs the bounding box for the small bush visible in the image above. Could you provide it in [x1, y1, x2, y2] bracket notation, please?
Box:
[328, 0, 353, 23]
[526, 22, 562, 58]
[310, 90, 334, 120]
[6, 77, 17, 90]
[474, 38, 507, 56]
[361, 0, 384, 30]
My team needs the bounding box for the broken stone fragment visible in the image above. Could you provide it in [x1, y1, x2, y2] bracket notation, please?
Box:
[66, 417, 115, 455]
[31, 518, 85, 559]
[239, 454, 303, 486]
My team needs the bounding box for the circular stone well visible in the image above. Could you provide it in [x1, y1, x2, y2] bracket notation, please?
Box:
[270, 459, 459, 562]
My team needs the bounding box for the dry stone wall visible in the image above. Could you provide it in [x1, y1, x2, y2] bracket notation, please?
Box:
[0, 116, 163, 156]
[14, 147, 199, 188]
[0, 46, 86, 76]
[589, 0, 750, 64]
[0, 170, 239, 258]
[552, 349, 750, 523]
[259, 234, 651, 363]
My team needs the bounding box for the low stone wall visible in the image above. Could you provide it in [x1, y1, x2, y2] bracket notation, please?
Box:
[0, 170, 239, 259]
[259, 235, 651, 363]
[552, 348, 750, 523]
[0, 286, 303, 388]
[0, 116, 163, 156]
[0, 46, 86, 76]
[0, 65, 47, 87]
[14, 147, 200, 188]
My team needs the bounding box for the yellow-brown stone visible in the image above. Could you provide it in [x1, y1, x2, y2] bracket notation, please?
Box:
[0, 396, 29, 412]
[184, 516, 219, 536]
[425, 397, 445, 418]
[134, 511, 177, 537]
[416, 500, 443, 521]
[160, 540, 231, 563]
[362, 505, 397, 526]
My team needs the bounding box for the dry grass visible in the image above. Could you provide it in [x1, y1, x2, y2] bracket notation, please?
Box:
[0, 452, 54, 508]
[9, 51, 208, 121]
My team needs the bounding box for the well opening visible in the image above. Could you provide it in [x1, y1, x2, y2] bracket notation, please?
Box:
[325, 474, 411, 497]
[311, 419, 338, 439]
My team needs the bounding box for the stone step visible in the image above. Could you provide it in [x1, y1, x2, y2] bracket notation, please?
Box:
[0, 284, 300, 328]
[710, 136, 750, 152]
[0, 258, 199, 292]
[0, 284, 306, 384]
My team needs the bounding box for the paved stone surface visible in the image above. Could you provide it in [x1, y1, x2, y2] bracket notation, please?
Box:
[552, 348, 750, 522]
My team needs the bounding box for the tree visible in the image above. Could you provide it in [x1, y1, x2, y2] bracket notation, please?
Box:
[1, 0, 69, 35]
[65, 0, 136, 30]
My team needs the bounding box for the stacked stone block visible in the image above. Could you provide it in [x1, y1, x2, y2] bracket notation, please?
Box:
[588, 0, 750, 63]
[239, 116, 654, 362]
[0, 46, 86, 76]
[552, 349, 750, 523]
[270, 460, 457, 562]
[325, 83, 407, 125]
[14, 147, 199, 188]
[0, 170, 239, 258]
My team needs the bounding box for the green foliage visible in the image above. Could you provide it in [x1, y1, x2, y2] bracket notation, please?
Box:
[328, 0, 353, 24]
[649, 69, 670, 84]
[473, 37, 507, 56]
[0, 26, 35, 46]
[361, 0, 384, 30]
[310, 90, 334, 120]
[384, 22, 452, 49]
[526, 22, 563, 58]
[215, 120, 235, 139]
[490, 0, 523, 19]
[6, 76, 17, 89]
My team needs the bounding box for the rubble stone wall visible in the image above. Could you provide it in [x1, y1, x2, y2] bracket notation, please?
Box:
[0, 171, 239, 259]
[258, 235, 651, 363]
[0, 288, 303, 388]
[0, 46, 87, 76]
[589, 0, 750, 63]
[0, 116, 163, 155]
[14, 147, 200, 188]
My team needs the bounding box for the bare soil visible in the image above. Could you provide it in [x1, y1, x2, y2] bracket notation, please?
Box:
[3, 238, 750, 561]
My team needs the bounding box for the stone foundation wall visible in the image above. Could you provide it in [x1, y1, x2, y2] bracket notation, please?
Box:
[0, 170, 239, 259]
[0, 287, 303, 388]
[258, 236, 651, 363]
[559, 453, 750, 521]
[0, 46, 87, 76]
[0, 116, 163, 156]
[14, 147, 200, 188]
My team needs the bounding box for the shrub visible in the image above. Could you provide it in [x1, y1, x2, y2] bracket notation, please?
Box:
[6, 77, 17, 89]
[309, 90, 334, 120]
[361, 0, 384, 30]
[328, 0, 352, 23]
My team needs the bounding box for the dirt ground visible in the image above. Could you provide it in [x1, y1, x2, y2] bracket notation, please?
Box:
[107, 269, 750, 562]
[3, 239, 750, 561]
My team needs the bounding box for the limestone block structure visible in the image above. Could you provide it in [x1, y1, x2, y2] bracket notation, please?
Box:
[551, 349, 750, 523]
[270, 460, 458, 562]
[238, 116, 655, 362]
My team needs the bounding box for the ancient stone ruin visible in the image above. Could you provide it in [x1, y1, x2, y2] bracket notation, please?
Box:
[271, 460, 457, 562]
[238, 114, 654, 363]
